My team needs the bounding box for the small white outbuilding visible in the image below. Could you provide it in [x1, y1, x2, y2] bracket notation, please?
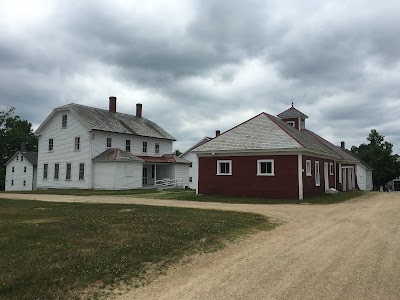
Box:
[4, 150, 38, 191]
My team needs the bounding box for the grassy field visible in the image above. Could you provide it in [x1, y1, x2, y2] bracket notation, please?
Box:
[5, 189, 369, 204]
[0, 198, 274, 299]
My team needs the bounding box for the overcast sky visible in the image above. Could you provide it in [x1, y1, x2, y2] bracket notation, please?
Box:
[1, 0, 400, 154]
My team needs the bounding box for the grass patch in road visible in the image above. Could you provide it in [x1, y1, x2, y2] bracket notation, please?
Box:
[0, 198, 274, 299]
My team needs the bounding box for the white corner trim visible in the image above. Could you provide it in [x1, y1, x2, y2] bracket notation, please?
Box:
[298, 153, 303, 200]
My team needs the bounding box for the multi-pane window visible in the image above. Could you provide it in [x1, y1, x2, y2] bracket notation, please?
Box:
[257, 160, 274, 176]
[23, 180, 26, 186]
[75, 137, 80, 151]
[286, 121, 295, 127]
[79, 163, 84, 180]
[155, 143, 160, 154]
[142, 168, 148, 185]
[54, 163, 59, 180]
[43, 164, 48, 179]
[11, 180, 14, 186]
[12, 167, 14, 173]
[66, 163, 71, 180]
[143, 142, 147, 153]
[189, 177, 193, 182]
[306, 160, 312, 176]
[106, 137, 112, 148]
[330, 162, 334, 175]
[49, 139, 54, 151]
[217, 160, 232, 175]
[315, 161, 320, 186]
[16, 155, 19, 161]
[21, 156, 24, 161]
[126, 140, 131, 152]
[62, 114, 68, 128]
[24, 166, 26, 173]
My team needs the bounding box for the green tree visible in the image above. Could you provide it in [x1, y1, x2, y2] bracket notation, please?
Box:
[0, 107, 38, 190]
[351, 130, 400, 189]
[173, 149, 182, 156]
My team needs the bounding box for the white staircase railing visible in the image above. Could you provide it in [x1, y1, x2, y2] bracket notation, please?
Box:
[154, 178, 185, 189]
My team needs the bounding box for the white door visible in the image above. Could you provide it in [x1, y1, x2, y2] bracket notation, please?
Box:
[324, 162, 329, 192]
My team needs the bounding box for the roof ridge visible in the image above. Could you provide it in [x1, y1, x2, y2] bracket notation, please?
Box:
[265, 113, 306, 148]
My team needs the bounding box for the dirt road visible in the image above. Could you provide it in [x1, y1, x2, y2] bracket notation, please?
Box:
[2, 192, 400, 299]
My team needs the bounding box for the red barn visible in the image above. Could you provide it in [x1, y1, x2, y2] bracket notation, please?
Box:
[193, 106, 340, 200]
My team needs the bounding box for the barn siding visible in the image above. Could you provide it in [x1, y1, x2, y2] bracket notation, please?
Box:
[302, 156, 335, 197]
[93, 162, 142, 189]
[198, 155, 299, 199]
[181, 152, 197, 189]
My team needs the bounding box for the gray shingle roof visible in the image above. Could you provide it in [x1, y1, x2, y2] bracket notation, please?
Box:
[194, 113, 338, 157]
[50, 103, 175, 140]
[3, 151, 38, 166]
[93, 148, 144, 162]
[277, 106, 308, 119]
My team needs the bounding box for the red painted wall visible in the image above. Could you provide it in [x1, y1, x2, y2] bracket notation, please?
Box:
[198, 155, 299, 199]
[302, 156, 335, 197]
[281, 118, 305, 130]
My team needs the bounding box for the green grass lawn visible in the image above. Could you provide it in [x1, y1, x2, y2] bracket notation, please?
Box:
[0, 199, 274, 299]
[3, 188, 368, 204]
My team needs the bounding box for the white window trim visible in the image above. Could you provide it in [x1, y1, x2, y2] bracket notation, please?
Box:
[74, 137, 80, 151]
[315, 161, 320, 186]
[78, 163, 85, 181]
[217, 160, 232, 175]
[330, 162, 334, 175]
[257, 159, 275, 176]
[286, 121, 295, 127]
[306, 160, 312, 176]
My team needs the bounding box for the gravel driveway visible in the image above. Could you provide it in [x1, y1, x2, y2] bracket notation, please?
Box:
[2, 192, 400, 299]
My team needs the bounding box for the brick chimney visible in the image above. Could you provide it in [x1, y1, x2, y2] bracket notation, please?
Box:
[136, 103, 142, 118]
[109, 96, 117, 113]
[341, 141, 345, 149]
[21, 142, 26, 152]
[216, 130, 220, 137]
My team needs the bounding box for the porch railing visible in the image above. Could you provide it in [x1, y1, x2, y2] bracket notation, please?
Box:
[154, 178, 185, 189]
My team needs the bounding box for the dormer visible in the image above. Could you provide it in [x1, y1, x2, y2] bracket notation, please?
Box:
[277, 103, 308, 131]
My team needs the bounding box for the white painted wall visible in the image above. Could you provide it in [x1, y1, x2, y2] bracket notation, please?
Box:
[181, 152, 197, 189]
[93, 162, 143, 189]
[36, 110, 91, 189]
[5, 153, 35, 191]
[356, 164, 373, 191]
[91, 131, 173, 158]
[172, 164, 190, 187]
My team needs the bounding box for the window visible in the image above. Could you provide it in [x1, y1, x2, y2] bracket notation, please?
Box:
[79, 163, 84, 180]
[142, 168, 148, 185]
[257, 160, 275, 176]
[189, 177, 193, 182]
[190, 162, 193, 168]
[330, 163, 334, 175]
[11, 180, 14, 186]
[54, 163, 59, 180]
[12, 167, 14, 173]
[126, 140, 131, 152]
[217, 160, 232, 175]
[315, 161, 320, 186]
[155, 143, 160, 154]
[24, 166, 27, 173]
[306, 160, 312, 176]
[301, 122, 305, 129]
[286, 121, 295, 127]
[106, 137, 112, 148]
[75, 137, 80, 151]
[43, 164, 48, 179]
[49, 139, 54, 151]
[21, 156, 24, 161]
[16, 155, 19, 161]
[23, 180, 26, 186]
[66, 163, 71, 180]
[62, 114, 67, 128]
[151, 165, 155, 179]
[143, 142, 147, 153]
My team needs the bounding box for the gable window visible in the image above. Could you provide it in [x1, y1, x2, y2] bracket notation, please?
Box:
[49, 139, 54, 151]
[306, 160, 312, 176]
[286, 121, 295, 127]
[21, 156, 24, 162]
[54, 163, 59, 180]
[79, 163, 85, 180]
[301, 122, 305, 129]
[24, 166, 27, 173]
[143, 142, 147, 153]
[217, 160, 232, 175]
[257, 159, 275, 176]
[126, 140, 131, 152]
[62, 114, 67, 128]
[330, 163, 334, 175]
[315, 161, 320, 186]
[75, 137, 80, 151]
[43, 164, 48, 179]
[66, 163, 71, 180]
[12, 167, 14, 173]
[16, 155, 19, 161]
[23, 180, 26, 186]
[106, 137, 112, 148]
[155, 143, 160, 154]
